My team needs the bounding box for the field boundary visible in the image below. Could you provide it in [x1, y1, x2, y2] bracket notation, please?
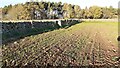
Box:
[81, 19, 118, 22]
[1, 19, 80, 43]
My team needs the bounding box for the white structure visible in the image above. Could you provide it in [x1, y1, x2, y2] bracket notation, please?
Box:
[57, 20, 62, 26]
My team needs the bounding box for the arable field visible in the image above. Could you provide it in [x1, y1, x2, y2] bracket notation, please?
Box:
[2, 21, 119, 67]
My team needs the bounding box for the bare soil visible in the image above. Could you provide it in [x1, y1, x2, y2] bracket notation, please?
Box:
[2, 21, 119, 67]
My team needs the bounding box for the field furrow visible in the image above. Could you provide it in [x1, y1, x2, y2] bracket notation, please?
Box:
[2, 21, 118, 67]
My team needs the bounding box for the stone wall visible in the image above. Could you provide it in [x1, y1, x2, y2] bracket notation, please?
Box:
[1, 19, 80, 43]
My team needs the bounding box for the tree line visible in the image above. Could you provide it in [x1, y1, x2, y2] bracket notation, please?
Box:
[1, 1, 118, 20]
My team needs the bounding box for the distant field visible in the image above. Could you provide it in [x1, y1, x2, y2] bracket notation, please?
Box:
[82, 19, 118, 22]
[2, 21, 118, 67]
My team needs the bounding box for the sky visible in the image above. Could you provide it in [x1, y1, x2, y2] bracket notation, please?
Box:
[0, 0, 119, 8]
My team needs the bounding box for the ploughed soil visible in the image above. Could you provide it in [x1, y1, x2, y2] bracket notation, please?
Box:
[2, 21, 119, 67]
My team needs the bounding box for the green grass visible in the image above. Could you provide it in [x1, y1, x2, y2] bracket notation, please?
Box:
[2, 21, 118, 66]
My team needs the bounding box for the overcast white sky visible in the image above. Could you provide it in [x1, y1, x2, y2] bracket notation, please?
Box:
[0, 0, 119, 8]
